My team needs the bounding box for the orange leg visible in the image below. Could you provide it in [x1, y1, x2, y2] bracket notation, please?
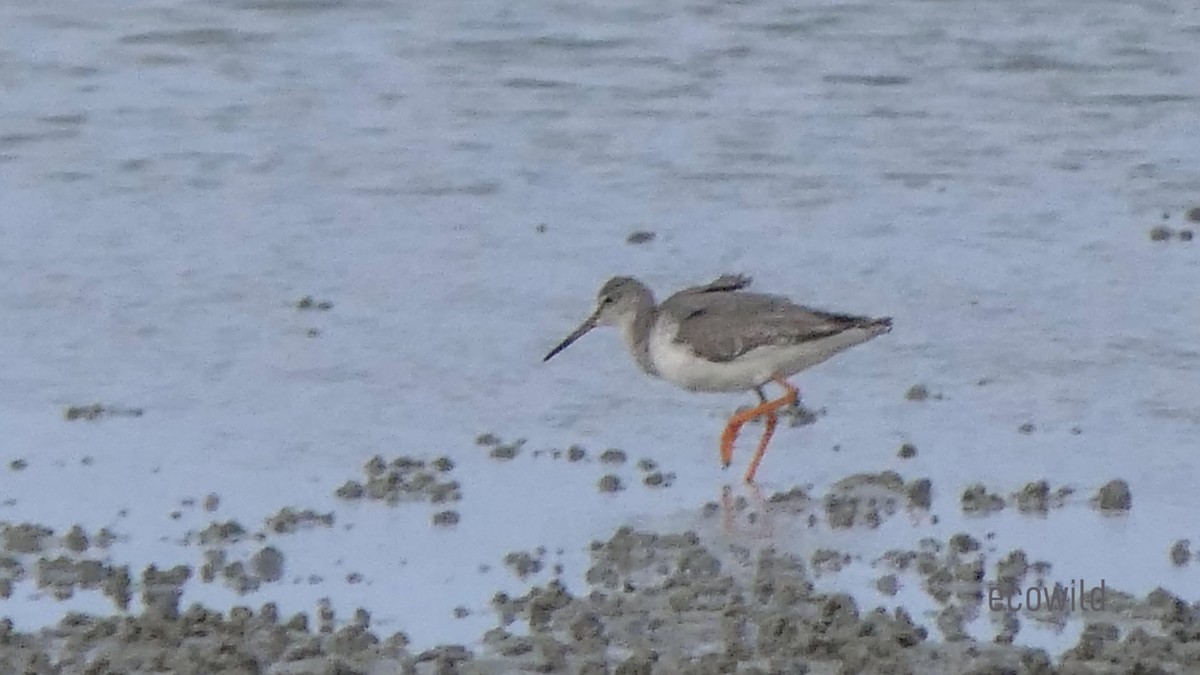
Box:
[718, 376, 799, 483]
[745, 403, 778, 484]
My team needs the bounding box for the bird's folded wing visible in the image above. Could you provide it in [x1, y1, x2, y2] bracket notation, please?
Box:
[672, 293, 870, 363]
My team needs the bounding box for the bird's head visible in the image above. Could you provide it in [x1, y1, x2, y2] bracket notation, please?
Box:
[543, 276, 649, 361]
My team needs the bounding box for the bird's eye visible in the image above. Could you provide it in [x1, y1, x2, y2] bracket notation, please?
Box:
[600, 295, 614, 306]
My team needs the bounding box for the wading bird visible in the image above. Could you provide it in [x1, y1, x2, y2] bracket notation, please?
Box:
[544, 274, 891, 483]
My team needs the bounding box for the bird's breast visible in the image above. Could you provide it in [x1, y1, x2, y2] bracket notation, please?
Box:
[648, 320, 769, 393]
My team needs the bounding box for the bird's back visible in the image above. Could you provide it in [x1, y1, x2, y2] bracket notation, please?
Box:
[661, 279, 891, 364]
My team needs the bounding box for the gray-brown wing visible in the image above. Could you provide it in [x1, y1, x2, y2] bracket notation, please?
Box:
[669, 292, 876, 363]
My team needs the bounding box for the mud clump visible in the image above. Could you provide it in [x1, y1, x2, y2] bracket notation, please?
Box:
[3, 523, 54, 554]
[489, 441, 523, 461]
[503, 549, 545, 579]
[822, 471, 924, 528]
[905, 384, 930, 401]
[266, 508, 334, 534]
[1093, 479, 1132, 512]
[105, 565, 133, 610]
[767, 486, 810, 510]
[812, 548, 850, 574]
[221, 561, 261, 595]
[62, 403, 144, 421]
[203, 493, 220, 512]
[961, 483, 1006, 514]
[139, 564, 191, 619]
[251, 546, 285, 582]
[876, 574, 900, 596]
[334, 481, 365, 499]
[642, 471, 674, 488]
[335, 454, 462, 505]
[897, 442, 918, 459]
[295, 295, 334, 310]
[1149, 224, 1174, 241]
[197, 520, 248, 545]
[1170, 540, 1191, 566]
[907, 478, 933, 510]
[630, 457, 675, 488]
[63, 525, 89, 554]
[597, 474, 623, 493]
[936, 604, 970, 641]
[949, 532, 981, 554]
[200, 549, 225, 583]
[1147, 223, 1194, 243]
[626, 230, 656, 245]
[598, 449, 627, 465]
[34, 556, 118, 601]
[475, 433, 525, 460]
[1013, 480, 1074, 514]
[432, 510, 460, 527]
[1061, 622, 1140, 668]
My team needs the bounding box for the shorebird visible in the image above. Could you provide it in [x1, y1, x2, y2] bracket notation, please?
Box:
[543, 274, 891, 483]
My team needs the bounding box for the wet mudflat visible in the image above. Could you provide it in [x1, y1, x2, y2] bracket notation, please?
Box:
[2, 444, 1197, 673]
[2, 0, 1199, 670]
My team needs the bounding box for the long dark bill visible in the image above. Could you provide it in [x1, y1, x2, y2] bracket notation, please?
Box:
[543, 315, 598, 362]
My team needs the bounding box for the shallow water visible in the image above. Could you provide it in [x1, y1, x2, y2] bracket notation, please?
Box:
[1, 0, 1198, 651]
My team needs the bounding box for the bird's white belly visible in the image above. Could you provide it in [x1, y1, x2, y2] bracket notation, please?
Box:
[647, 319, 877, 393]
[647, 325, 774, 392]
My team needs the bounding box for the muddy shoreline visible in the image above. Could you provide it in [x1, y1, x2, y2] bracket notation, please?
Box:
[1, 464, 1193, 674]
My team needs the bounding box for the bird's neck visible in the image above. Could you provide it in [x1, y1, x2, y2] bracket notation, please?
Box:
[619, 289, 659, 377]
